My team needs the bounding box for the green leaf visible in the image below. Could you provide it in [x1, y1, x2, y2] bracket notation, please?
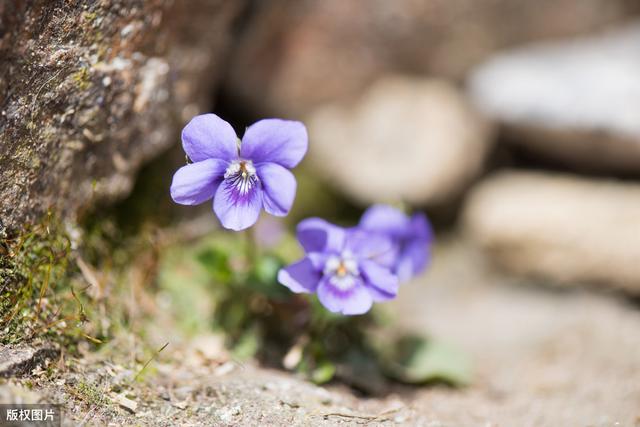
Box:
[383, 335, 472, 386]
[231, 326, 260, 360]
[253, 254, 281, 284]
[196, 247, 233, 285]
[311, 360, 336, 384]
[335, 348, 389, 395]
[246, 254, 289, 298]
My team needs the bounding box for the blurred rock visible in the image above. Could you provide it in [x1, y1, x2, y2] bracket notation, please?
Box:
[0, 0, 244, 232]
[0, 344, 59, 378]
[307, 77, 493, 206]
[226, 0, 639, 116]
[468, 23, 640, 174]
[463, 171, 640, 293]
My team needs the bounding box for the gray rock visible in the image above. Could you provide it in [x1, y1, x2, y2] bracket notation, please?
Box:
[0, 344, 59, 378]
[0, 0, 244, 232]
[468, 23, 640, 173]
[463, 171, 640, 293]
[226, 0, 639, 116]
[307, 77, 493, 206]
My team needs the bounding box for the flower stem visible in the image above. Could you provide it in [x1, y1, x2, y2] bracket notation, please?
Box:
[244, 227, 258, 267]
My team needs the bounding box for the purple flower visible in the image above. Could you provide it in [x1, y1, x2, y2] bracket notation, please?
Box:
[277, 218, 399, 315]
[170, 114, 308, 231]
[359, 205, 433, 282]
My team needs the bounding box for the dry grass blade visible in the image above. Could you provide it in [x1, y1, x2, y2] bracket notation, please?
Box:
[133, 342, 169, 382]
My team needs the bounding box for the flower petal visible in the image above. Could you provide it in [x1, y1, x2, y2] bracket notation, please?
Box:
[182, 114, 238, 162]
[359, 204, 411, 238]
[360, 260, 399, 301]
[296, 218, 346, 254]
[240, 119, 308, 168]
[277, 257, 321, 294]
[317, 278, 373, 315]
[346, 229, 397, 267]
[397, 241, 430, 281]
[395, 213, 432, 281]
[256, 162, 296, 217]
[213, 178, 263, 231]
[306, 252, 329, 270]
[170, 159, 228, 205]
[411, 212, 434, 242]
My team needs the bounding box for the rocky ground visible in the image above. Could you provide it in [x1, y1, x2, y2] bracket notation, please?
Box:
[2, 236, 638, 426]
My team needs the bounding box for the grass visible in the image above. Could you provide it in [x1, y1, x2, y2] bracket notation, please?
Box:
[0, 210, 149, 349]
[0, 212, 77, 345]
[72, 380, 109, 407]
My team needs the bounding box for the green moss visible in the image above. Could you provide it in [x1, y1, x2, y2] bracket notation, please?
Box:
[96, 45, 108, 61]
[73, 380, 109, 407]
[0, 213, 76, 345]
[72, 67, 91, 90]
[83, 12, 97, 23]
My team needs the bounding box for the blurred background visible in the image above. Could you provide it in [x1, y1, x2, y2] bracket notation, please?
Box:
[2, 0, 640, 425]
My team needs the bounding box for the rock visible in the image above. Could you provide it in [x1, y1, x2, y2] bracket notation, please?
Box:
[0, 383, 44, 404]
[111, 393, 138, 413]
[0, 344, 59, 378]
[463, 171, 640, 293]
[307, 77, 493, 206]
[468, 23, 640, 174]
[0, 0, 245, 232]
[226, 0, 639, 116]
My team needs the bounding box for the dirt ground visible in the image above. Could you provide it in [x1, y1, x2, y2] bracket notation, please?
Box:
[1, 237, 639, 426]
[390, 239, 640, 426]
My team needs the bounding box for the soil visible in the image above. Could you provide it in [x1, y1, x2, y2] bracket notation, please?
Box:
[1, 236, 639, 426]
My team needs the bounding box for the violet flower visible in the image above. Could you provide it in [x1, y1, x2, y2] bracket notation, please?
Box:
[359, 205, 433, 282]
[170, 114, 308, 231]
[278, 218, 399, 315]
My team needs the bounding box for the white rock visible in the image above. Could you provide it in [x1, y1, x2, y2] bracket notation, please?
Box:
[307, 76, 493, 206]
[468, 23, 640, 173]
[463, 171, 640, 293]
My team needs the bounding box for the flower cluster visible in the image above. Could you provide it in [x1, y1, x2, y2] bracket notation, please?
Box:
[171, 114, 432, 315]
[170, 114, 307, 231]
[277, 206, 432, 315]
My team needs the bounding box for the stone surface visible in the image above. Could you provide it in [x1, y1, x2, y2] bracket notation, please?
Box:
[0, 0, 244, 232]
[468, 23, 640, 174]
[462, 171, 640, 293]
[0, 383, 44, 404]
[307, 76, 493, 206]
[0, 344, 59, 378]
[390, 238, 640, 426]
[226, 0, 639, 116]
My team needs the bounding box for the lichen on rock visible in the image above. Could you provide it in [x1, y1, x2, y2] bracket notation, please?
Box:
[0, 0, 245, 233]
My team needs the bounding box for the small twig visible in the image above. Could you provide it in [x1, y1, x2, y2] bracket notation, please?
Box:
[319, 406, 403, 423]
[280, 400, 300, 409]
[70, 286, 86, 321]
[321, 412, 378, 421]
[27, 314, 77, 340]
[133, 342, 169, 382]
[81, 334, 103, 344]
[36, 255, 53, 316]
[77, 405, 97, 427]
